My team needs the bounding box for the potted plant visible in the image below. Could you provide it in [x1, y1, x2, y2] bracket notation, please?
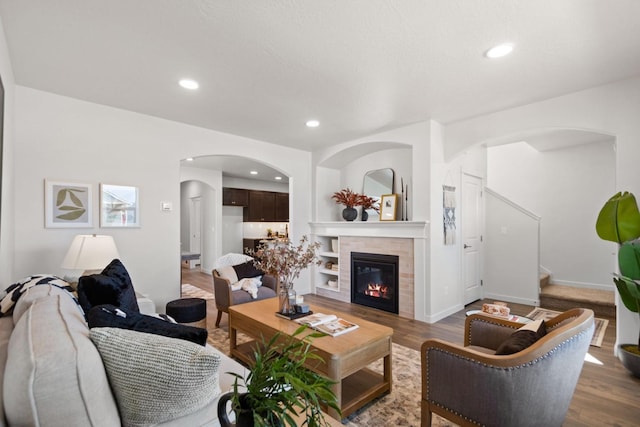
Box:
[331, 188, 360, 221]
[595, 191, 640, 377]
[356, 194, 379, 221]
[248, 235, 322, 315]
[217, 326, 340, 426]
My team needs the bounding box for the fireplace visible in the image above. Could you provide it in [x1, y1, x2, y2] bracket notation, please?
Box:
[350, 252, 399, 314]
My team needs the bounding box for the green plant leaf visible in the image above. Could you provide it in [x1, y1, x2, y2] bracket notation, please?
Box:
[56, 208, 85, 221]
[614, 276, 640, 313]
[596, 191, 640, 243]
[619, 242, 640, 280]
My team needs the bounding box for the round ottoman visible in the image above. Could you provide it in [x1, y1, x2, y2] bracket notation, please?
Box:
[166, 298, 207, 329]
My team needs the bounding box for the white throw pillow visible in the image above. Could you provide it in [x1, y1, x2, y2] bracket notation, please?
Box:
[89, 327, 221, 426]
[215, 265, 239, 284]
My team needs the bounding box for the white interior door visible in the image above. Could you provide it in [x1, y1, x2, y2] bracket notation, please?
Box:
[189, 197, 202, 266]
[462, 174, 483, 304]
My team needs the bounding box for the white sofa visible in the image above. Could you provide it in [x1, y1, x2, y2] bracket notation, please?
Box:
[0, 283, 247, 426]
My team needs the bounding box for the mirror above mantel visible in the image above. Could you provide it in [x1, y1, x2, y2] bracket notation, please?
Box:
[363, 168, 394, 200]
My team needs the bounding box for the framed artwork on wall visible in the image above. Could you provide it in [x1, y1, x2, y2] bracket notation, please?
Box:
[44, 180, 93, 228]
[100, 184, 140, 228]
[380, 194, 398, 221]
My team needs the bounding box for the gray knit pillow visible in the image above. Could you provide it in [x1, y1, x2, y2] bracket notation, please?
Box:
[89, 327, 221, 426]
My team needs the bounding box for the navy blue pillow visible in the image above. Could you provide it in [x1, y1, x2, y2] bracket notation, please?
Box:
[87, 304, 208, 346]
[232, 261, 264, 279]
[77, 259, 139, 315]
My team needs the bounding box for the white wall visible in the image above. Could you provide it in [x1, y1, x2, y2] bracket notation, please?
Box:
[428, 125, 487, 320]
[0, 17, 15, 286]
[13, 86, 314, 310]
[445, 76, 640, 349]
[488, 140, 616, 289]
[484, 190, 540, 305]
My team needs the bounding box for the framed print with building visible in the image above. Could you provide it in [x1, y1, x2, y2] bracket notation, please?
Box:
[380, 194, 398, 221]
[100, 184, 140, 227]
[45, 180, 93, 228]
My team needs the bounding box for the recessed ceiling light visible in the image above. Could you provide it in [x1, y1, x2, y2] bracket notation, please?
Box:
[185, 157, 194, 162]
[485, 43, 514, 59]
[250, 171, 258, 175]
[179, 79, 199, 90]
[275, 176, 282, 180]
[306, 120, 320, 128]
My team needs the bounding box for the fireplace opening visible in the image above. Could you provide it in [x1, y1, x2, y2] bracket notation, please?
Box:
[351, 252, 399, 314]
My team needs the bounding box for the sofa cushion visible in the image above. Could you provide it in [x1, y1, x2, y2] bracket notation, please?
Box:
[4, 288, 120, 426]
[0, 316, 14, 425]
[0, 274, 74, 317]
[77, 259, 139, 314]
[87, 304, 208, 345]
[495, 319, 547, 355]
[90, 327, 221, 426]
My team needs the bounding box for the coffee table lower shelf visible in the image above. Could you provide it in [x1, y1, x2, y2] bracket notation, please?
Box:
[231, 339, 390, 419]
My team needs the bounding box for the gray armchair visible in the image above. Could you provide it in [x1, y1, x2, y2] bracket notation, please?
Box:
[420, 308, 594, 427]
[212, 269, 277, 327]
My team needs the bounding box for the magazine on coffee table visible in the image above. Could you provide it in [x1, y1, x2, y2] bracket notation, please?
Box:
[295, 313, 359, 336]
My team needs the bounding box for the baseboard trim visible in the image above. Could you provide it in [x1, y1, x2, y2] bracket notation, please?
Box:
[426, 303, 464, 323]
[482, 292, 539, 307]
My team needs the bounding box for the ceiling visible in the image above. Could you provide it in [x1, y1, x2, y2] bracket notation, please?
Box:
[1, 0, 639, 156]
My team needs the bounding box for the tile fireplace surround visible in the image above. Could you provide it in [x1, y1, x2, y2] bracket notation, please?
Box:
[310, 221, 429, 321]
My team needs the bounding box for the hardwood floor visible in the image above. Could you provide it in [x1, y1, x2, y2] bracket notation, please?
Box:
[182, 265, 640, 426]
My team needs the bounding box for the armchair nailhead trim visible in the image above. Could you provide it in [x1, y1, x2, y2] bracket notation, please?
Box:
[429, 401, 483, 426]
[466, 317, 519, 344]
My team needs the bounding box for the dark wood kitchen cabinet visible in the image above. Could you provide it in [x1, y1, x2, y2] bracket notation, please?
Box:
[243, 190, 289, 222]
[223, 188, 249, 206]
[275, 192, 289, 221]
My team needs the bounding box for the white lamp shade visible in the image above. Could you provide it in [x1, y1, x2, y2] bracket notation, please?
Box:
[61, 234, 120, 271]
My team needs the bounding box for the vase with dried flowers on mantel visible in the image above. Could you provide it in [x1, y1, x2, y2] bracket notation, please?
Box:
[331, 188, 360, 221]
[248, 235, 322, 315]
[357, 194, 380, 221]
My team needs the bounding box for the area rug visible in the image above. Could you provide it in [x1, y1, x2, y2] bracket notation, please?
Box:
[181, 283, 215, 300]
[206, 325, 456, 426]
[526, 307, 608, 347]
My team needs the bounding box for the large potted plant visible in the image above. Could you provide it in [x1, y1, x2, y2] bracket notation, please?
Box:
[217, 326, 340, 426]
[595, 191, 640, 377]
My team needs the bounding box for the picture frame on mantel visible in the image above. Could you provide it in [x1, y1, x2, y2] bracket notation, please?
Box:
[100, 183, 140, 228]
[44, 180, 93, 228]
[380, 194, 398, 221]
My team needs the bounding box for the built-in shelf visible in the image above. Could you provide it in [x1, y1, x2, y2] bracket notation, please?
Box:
[319, 251, 339, 258]
[314, 234, 340, 293]
[316, 283, 341, 292]
[319, 268, 339, 276]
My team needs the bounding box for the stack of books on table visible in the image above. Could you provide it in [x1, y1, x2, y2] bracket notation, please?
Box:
[294, 313, 359, 337]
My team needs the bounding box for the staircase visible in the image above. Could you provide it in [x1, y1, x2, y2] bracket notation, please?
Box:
[539, 273, 616, 318]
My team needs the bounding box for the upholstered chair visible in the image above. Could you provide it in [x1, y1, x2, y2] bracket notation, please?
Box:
[420, 308, 594, 427]
[211, 259, 277, 327]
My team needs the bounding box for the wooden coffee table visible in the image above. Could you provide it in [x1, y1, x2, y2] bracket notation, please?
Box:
[228, 298, 393, 420]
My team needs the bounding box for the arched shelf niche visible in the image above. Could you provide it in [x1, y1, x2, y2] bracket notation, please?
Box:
[314, 141, 413, 222]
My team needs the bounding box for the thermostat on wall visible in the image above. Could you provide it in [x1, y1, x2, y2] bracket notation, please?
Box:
[161, 202, 172, 211]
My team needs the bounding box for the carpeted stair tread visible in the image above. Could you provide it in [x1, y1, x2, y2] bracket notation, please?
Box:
[540, 284, 615, 318]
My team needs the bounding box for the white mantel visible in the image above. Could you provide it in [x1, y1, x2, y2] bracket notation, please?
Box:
[309, 221, 429, 239]
[310, 221, 431, 322]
